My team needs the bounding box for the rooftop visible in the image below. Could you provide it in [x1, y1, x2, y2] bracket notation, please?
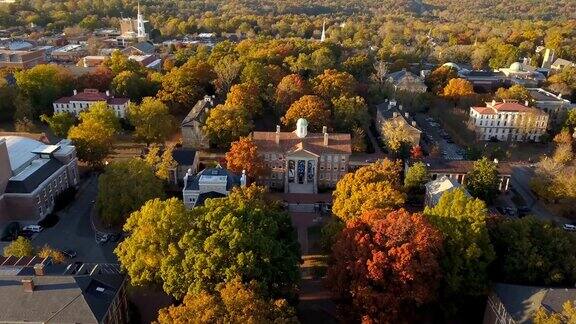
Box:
[423, 158, 514, 176]
[54, 89, 129, 105]
[252, 130, 352, 155]
[471, 101, 546, 115]
[527, 88, 572, 103]
[184, 167, 241, 191]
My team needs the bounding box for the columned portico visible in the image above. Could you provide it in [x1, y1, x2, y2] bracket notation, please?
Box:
[284, 152, 318, 194]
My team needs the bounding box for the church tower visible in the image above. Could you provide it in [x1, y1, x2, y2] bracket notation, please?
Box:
[320, 20, 326, 42]
[136, 1, 149, 41]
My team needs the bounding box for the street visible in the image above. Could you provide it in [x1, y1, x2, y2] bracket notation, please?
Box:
[33, 174, 119, 263]
[415, 113, 464, 160]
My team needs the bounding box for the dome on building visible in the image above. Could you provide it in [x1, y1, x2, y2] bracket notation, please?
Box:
[442, 62, 460, 71]
[509, 62, 523, 72]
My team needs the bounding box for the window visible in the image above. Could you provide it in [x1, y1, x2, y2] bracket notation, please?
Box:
[341, 155, 346, 163]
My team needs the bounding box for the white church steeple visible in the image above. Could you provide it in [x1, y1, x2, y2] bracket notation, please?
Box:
[136, 1, 148, 40]
[320, 20, 326, 42]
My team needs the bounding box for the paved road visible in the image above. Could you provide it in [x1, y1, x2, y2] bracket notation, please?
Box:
[415, 113, 464, 160]
[33, 174, 119, 264]
[510, 166, 570, 224]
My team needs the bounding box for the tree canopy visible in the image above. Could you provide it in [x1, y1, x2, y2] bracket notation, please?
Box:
[332, 159, 405, 221]
[281, 95, 330, 132]
[128, 97, 175, 144]
[225, 137, 268, 179]
[465, 157, 500, 203]
[3, 236, 35, 257]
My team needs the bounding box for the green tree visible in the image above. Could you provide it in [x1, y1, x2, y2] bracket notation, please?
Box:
[332, 159, 406, 222]
[157, 59, 216, 114]
[489, 44, 520, 70]
[128, 97, 175, 144]
[495, 85, 532, 103]
[110, 71, 149, 101]
[465, 157, 500, 202]
[204, 104, 253, 149]
[156, 278, 297, 324]
[404, 161, 429, 192]
[15, 64, 74, 116]
[331, 96, 369, 132]
[104, 51, 145, 75]
[115, 198, 190, 287]
[490, 216, 576, 285]
[424, 189, 495, 310]
[3, 236, 35, 257]
[97, 158, 164, 227]
[68, 102, 120, 166]
[161, 186, 300, 299]
[40, 112, 75, 138]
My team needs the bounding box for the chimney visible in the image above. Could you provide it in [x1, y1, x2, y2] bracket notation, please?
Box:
[525, 100, 529, 106]
[323, 132, 329, 146]
[491, 100, 496, 106]
[33, 263, 45, 276]
[184, 168, 193, 183]
[275, 125, 281, 144]
[105, 90, 110, 97]
[322, 126, 327, 134]
[240, 170, 247, 187]
[559, 93, 563, 99]
[412, 121, 417, 127]
[398, 105, 403, 111]
[393, 111, 398, 118]
[493, 158, 499, 164]
[73, 89, 77, 96]
[405, 112, 409, 118]
[22, 279, 34, 292]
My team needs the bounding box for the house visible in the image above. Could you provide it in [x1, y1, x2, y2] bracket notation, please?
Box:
[170, 147, 199, 186]
[469, 100, 549, 142]
[376, 100, 421, 148]
[0, 257, 128, 324]
[181, 96, 215, 149]
[421, 158, 512, 192]
[386, 68, 427, 93]
[527, 88, 575, 127]
[484, 283, 576, 324]
[53, 89, 130, 118]
[78, 55, 107, 67]
[424, 176, 470, 207]
[550, 58, 575, 71]
[0, 136, 79, 230]
[182, 166, 245, 208]
[128, 54, 161, 70]
[252, 119, 352, 193]
[122, 42, 155, 56]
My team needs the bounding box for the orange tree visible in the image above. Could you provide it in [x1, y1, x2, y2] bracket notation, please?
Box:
[225, 137, 268, 179]
[442, 78, 475, 107]
[311, 69, 357, 101]
[275, 73, 309, 116]
[327, 209, 443, 323]
[281, 95, 331, 132]
[225, 82, 263, 118]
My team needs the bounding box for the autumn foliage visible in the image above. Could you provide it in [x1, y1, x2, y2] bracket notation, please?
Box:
[281, 95, 331, 132]
[327, 209, 443, 323]
[225, 137, 268, 179]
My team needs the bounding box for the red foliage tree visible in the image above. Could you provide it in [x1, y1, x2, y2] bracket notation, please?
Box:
[275, 74, 309, 114]
[327, 209, 443, 323]
[76, 66, 114, 92]
[410, 145, 423, 159]
[225, 137, 268, 180]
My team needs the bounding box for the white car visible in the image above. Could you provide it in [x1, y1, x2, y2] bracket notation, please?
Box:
[562, 224, 576, 232]
[22, 225, 43, 233]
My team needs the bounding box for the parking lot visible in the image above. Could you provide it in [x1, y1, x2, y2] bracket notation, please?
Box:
[31, 174, 119, 264]
[416, 113, 464, 160]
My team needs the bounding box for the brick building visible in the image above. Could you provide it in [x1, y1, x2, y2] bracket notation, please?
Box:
[53, 89, 130, 118]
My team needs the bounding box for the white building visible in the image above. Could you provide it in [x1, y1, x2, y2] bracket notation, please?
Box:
[53, 89, 130, 118]
[469, 100, 549, 142]
[0, 136, 79, 228]
[424, 176, 470, 207]
[182, 166, 245, 209]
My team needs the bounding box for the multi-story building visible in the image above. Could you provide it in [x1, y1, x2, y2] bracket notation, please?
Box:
[181, 96, 215, 149]
[53, 89, 130, 118]
[51, 44, 87, 63]
[0, 47, 46, 69]
[527, 88, 575, 127]
[0, 136, 79, 229]
[182, 166, 244, 208]
[386, 68, 427, 93]
[0, 257, 128, 324]
[119, 3, 149, 44]
[469, 100, 549, 142]
[252, 119, 352, 193]
[376, 100, 422, 149]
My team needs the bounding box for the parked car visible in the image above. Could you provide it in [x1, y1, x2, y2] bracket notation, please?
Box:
[62, 249, 77, 259]
[22, 225, 43, 233]
[562, 224, 576, 232]
[517, 206, 531, 217]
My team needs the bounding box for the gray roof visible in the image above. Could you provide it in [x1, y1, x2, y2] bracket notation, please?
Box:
[184, 167, 241, 191]
[5, 159, 63, 193]
[493, 283, 576, 323]
[131, 41, 155, 55]
[172, 148, 197, 166]
[387, 69, 421, 83]
[181, 97, 214, 127]
[0, 260, 125, 324]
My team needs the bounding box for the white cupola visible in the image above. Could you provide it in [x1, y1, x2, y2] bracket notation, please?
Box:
[296, 118, 308, 139]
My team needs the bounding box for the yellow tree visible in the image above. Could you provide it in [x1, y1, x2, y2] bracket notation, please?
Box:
[442, 78, 475, 107]
[332, 159, 406, 222]
[281, 95, 330, 131]
[534, 300, 576, 324]
[204, 104, 253, 148]
[68, 102, 120, 166]
[225, 137, 268, 179]
[381, 118, 414, 153]
[156, 278, 297, 324]
[224, 82, 263, 117]
[128, 97, 176, 145]
[311, 69, 357, 101]
[3, 236, 35, 257]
